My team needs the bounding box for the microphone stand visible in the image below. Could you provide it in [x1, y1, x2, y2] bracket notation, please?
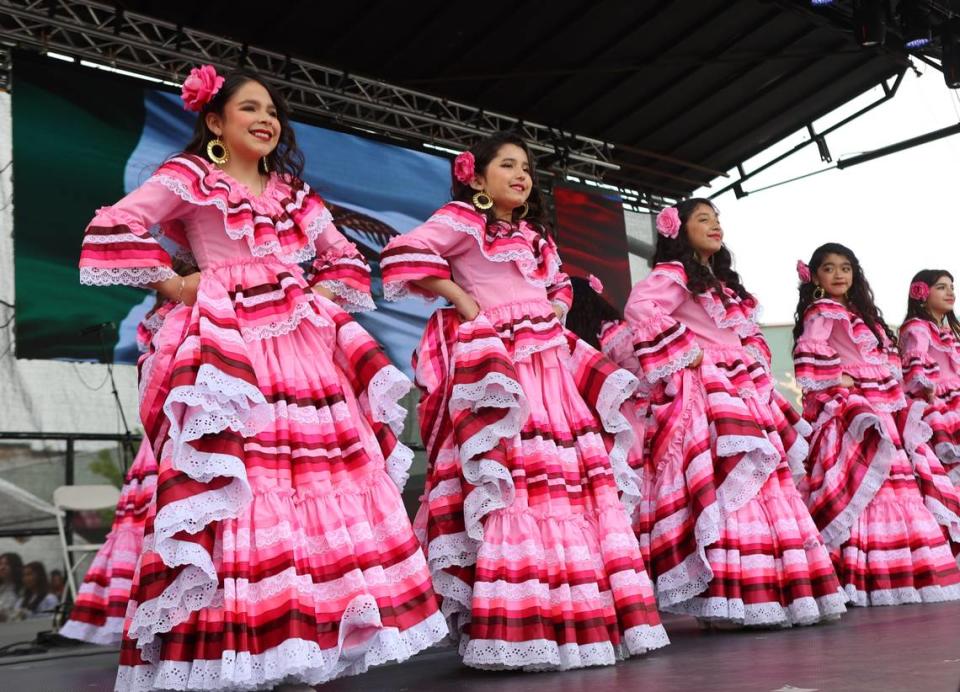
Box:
[92, 323, 136, 468]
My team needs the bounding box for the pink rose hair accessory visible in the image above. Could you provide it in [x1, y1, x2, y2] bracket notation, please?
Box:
[588, 274, 604, 294]
[655, 206, 681, 239]
[910, 281, 930, 302]
[796, 260, 811, 283]
[453, 151, 476, 184]
[181, 64, 225, 112]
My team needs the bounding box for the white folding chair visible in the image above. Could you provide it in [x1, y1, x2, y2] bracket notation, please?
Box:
[53, 484, 121, 602]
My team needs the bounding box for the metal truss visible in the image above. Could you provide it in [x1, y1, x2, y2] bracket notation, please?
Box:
[0, 0, 681, 208]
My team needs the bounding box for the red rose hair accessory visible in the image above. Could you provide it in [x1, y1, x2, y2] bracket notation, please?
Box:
[181, 64, 224, 112]
[655, 206, 681, 238]
[453, 151, 476, 184]
[796, 260, 811, 283]
[910, 281, 930, 302]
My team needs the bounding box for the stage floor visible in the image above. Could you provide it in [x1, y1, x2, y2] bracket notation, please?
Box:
[2, 603, 958, 692]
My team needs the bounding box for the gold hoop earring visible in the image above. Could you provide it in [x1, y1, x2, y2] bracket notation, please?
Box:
[260, 156, 270, 174]
[472, 190, 493, 210]
[813, 286, 825, 300]
[517, 202, 529, 219]
[206, 138, 229, 166]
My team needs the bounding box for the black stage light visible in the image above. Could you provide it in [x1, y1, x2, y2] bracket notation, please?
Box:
[853, 0, 887, 46]
[899, 0, 932, 49]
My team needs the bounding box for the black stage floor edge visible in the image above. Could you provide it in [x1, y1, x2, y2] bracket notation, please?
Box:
[3, 603, 959, 692]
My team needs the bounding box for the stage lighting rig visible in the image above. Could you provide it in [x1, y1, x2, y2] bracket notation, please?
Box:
[853, 0, 888, 46]
[898, 0, 932, 49]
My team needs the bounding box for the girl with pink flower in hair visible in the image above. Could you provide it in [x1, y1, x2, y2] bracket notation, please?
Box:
[380, 131, 668, 671]
[899, 270, 960, 487]
[79, 65, 447, 691]
[612, 198, 847, 628]
[793, 244, 960, 607]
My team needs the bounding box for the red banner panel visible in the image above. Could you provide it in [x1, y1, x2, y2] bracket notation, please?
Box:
[553, 184, 631, 311]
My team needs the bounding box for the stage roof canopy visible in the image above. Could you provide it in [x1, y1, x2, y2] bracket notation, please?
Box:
[10, 0, 947, 199]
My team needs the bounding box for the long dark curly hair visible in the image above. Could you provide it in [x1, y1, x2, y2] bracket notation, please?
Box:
[182, 69, 305, 180]
[450, 131, 550, 238]
[905, 269, 960, 340]
[0, 552, 23, 594]
[792, 242, 895, 345]
[652, 198, 750, 301]
[565, 276, 622, 349]
[20, 561, 49, 613]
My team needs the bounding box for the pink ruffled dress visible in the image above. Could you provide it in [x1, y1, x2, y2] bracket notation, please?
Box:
[380, 201, 668, 671]
[620, 262, 846, 626]
[59, 305, 169, 646]
[795, 299, 960, 605]
[79, 154, 447, 691]
[598, 320, 654, 567]
[900, 317, 960, 484]
[59, 438, 158, 646]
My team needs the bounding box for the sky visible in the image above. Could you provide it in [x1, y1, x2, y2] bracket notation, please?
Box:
[692, 62, 960, 327]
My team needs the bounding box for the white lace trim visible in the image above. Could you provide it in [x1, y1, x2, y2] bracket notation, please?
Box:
[460, 626, 668, 672]
[808, 300, 891, 367]
[934, 439, 960, 466]
[644, 341, 702, 384]
[239, 300, 332, 342]
[59, 616, 124, 647]
[141, 308, 168, 338]
[744, 342, 770, 371]
[809, 409, 895, 549]
[431, 203, 563, 288]
[843, 583, 960, 607]
[902, 398, 934, 452]
[599, 321, 632, 361]
[649, 395, 719, 607]
[361, 360, 412, 434]
[713, 433, 781, 516]
[796, 374, 843, 392]
[80, 265, 177, 287]
[664, 591, 848, 626]
[593, 365, 642, 516]
[152, 174, 330, 265]
[115, 608, 448, 692]
[904, 370, 937, 395]
[319, 280, 375, 313]
[128, 362, 272, 657]
[509, 333, 569, 362]
[697, 292, 760, 339]
[652, 262, 760, 338]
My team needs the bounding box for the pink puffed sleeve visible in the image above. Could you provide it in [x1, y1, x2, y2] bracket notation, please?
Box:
[78, 181, 186, 287]
[379, 216, 474, 301]
[793, 311, 842, 391]
[546, 272, 573, 320]
[899, 322, 938, 394]
[623, 263, 701, 384]
[303, 202, 375, 312]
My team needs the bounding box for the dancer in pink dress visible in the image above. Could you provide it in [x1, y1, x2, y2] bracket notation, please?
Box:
[794, 244, 960, 606]
[620, 200, 846, 628]
[381, 132, 668, 671]
[79, 65, 445, 691]
[58, 302, 167, 645]
[59, 438, 158, 645]
[899, 270, 960, 485]
[566, 275, 654, 567]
